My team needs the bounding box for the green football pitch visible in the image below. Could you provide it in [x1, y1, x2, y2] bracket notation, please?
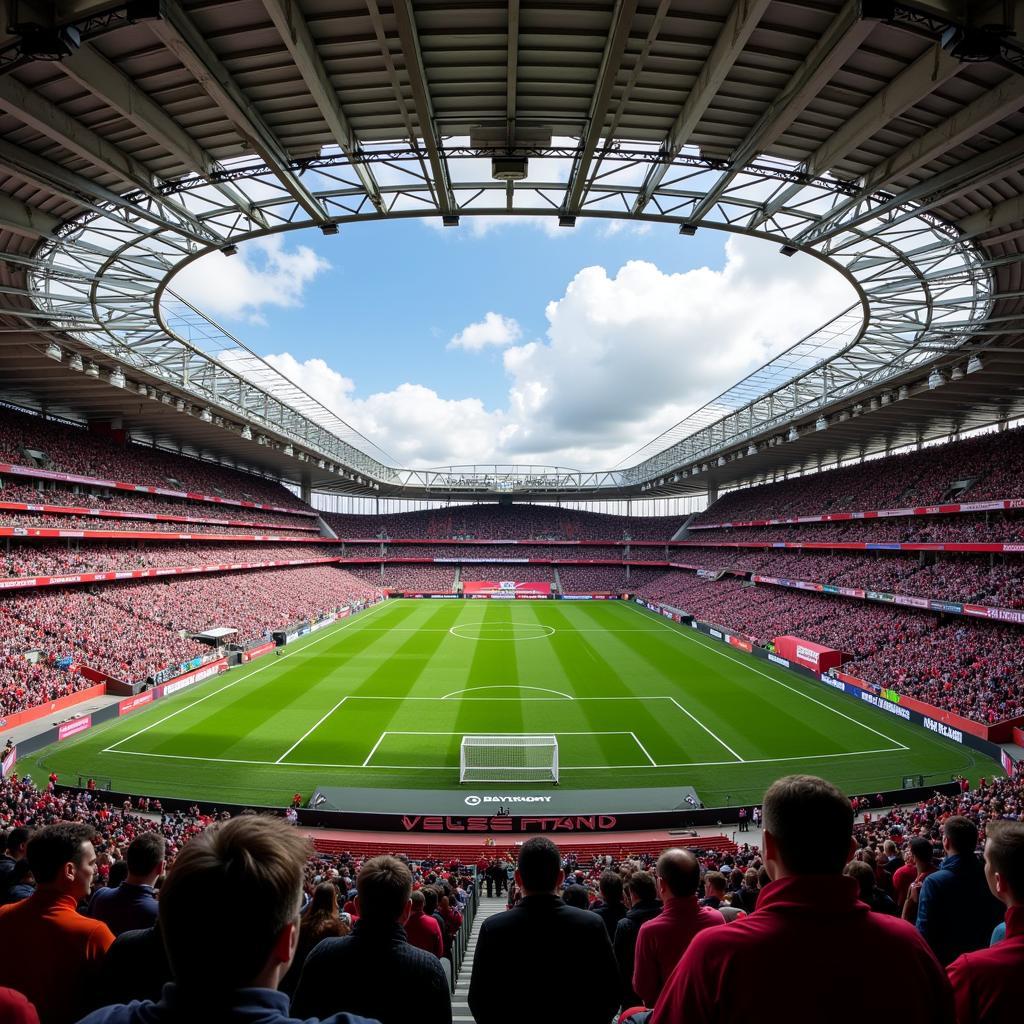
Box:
[28, 599, 986, 808]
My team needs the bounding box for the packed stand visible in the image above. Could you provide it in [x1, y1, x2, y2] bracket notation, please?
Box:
[636, 573, 1024, 723]
[323, 503, 682, 542]
[0, 481, 319, 532]
[694, 426, 1024, 526]
[0, 566, 379, 709]
[0, 540, 338, 579]
[0, 406, 309, 511]
[343, 564, 456, 591]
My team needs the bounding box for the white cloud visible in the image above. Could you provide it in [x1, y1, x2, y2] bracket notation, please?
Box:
[248, 235, 856, 470]
[448, 312, 523, 352]
[172, 236, 329, 325]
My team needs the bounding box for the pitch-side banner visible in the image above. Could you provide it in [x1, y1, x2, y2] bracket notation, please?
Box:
[463, 580, 552, 597]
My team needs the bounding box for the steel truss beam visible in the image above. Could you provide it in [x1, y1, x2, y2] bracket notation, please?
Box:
[13, 134, 994, 498]
[632, 0, 769, 216]
[261, 0, 384, 215]
[149, 0, 327, 223]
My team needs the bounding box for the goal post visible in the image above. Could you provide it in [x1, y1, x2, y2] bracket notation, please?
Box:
[459, 734, 559, 785]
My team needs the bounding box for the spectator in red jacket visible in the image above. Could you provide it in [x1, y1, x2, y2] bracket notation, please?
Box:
[404, 889, 443, 958]
[947, 820, 1024, 1024]
[644, 775, 955, 1024]
[632, 848, 724, 1007]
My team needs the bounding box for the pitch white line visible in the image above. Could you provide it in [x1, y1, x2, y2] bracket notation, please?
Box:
[361, 731, 387, 768]
[276, 696, 348, 764]
[630, 604, 909, 752]
[441, 685, 573, 700]
[101, 744, 904, 771]
[630, 732, 658, 767]
[377, 730, 637, 735]
[102, 600, 391, 754]
[665, 696, 745, 763]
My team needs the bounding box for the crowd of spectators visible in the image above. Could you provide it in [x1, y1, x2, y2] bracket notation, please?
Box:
[694, 426, 1024, 526]
[323, 505, 682, 542]
[0, 481, 318, 532]
[0, 540, 338, 579]
[690, 510, 1024, 545]
[635, 573, 1024, 723]
[6, 770, 1020, 1024]
[0, 566, 380, 713]
[342, 564, 456, 592]
[0, 406, 308, 511]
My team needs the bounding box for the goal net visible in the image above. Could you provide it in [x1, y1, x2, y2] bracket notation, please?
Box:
[459, 734, 559, 785]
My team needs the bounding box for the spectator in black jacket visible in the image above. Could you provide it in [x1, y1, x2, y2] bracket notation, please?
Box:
[0, 828, 29, 902]
[613, 871, 662, 1009]
[468, 836, 619, 1024]
[916, 816, 1004, 965]
[593, 870, 627, 941]
[292, 855, 451, 1024]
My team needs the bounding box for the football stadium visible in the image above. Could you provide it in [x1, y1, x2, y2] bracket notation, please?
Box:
[0, 2, 1023, 1023]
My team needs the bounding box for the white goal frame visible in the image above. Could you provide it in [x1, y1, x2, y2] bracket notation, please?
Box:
[459, 734, 559, 785]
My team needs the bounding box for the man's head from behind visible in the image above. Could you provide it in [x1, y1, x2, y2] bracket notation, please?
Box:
[355, 855, 413, 924]
[655, 848, 701, 901]
[26, 822, 98, 901]
[125, 832, 166, 884]
[625, 870, 657, 906]
[599, 869, 623, 906]
[984, 820, 1024, 907]
[908, 836, 934, 870]
[762, 775, 855, 880]
[942, 816, 978, 857]
[515, 836, 563, 896]
[159, 815, 311, 993]
[4, 827, 30, 859]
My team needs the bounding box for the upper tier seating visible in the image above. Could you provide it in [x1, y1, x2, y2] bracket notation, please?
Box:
[0, 405, 309, 510]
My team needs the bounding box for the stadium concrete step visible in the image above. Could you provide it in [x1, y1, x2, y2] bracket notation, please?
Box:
[452, 895, 507, 1023]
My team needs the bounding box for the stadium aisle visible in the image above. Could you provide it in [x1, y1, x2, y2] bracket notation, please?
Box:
[453, 895, 507, 1022]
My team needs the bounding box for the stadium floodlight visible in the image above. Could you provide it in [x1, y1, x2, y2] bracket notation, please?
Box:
[460, 735, 559, 785]
[320, 223, 339, 236]
[109, 368, 125, 388]
[928, 369, 945, 390]
[950, 365, 965, 381]
[136, 382, 147, 396]
[815, 416, 827, 431]
[898, 385, 909, 400]
[283, 444, 294, 456]
[746, 444, 758, 456]
[787, 426, 799, 441]
[240, 425, 252, 440]
[880, 392, 891, 406]
[175, 398, 186, 412]
[45, 342, 62, 361]
[717, 455, 726, 466]
[967, 354, 983, 374]
[868, 397, 879, 411]
[160, 392, 172, 405]
[221, 244, 239, 256]
[84, 361, 100, 378]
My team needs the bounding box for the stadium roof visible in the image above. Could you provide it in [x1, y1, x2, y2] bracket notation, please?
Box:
[0, 0, 1023, 500]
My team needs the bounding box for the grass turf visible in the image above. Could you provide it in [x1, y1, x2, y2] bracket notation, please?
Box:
[27, 599, 988, 807]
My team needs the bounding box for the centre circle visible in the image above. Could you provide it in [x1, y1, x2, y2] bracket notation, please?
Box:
[449, 622, 556, 641]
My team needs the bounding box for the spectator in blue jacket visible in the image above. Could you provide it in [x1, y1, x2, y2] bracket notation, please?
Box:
[916, 816, 1003, 966]
[76, 816, 378, 1024]
[88, 833, 164, 936]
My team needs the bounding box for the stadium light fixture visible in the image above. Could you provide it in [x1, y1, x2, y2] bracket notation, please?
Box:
[221, 244, 239, 257]
[928, 369, 945, 390]
[679, 224, 697, 236]
[868, 397, 879, 411]
[838, 410, 850, 422]
[283, 444, 294, 456]
[109, 368, 125, 389]
[68, 353, 84, 372]
[815, 416, 827, 431]
[44, 342, 62, 361]
[880, 392, 892, 406]
[898, 385, 909, 401]
[746, 444, 758, 456]
[175, 399, 186, 412]
[160, 393, 172, 405]
[442, 216, 460, 228]
[852, 403, 864, 416]
[84, 362, 100, 378]
[558, 216, 576, 228]
[950, 365, 965, 382]
[787, 426, 799, 441]
[320, 223, 339, 236]
[717, 456, 727, 466]
[136, 382, 148, 396]
[199, 407, 212, 422]
[967, 354, 983, 374]
[779, 244, 798, 257]
[240, 425, 252, 440]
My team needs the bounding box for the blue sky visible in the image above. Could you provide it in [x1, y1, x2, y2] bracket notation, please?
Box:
[173, 217, 855, 469]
